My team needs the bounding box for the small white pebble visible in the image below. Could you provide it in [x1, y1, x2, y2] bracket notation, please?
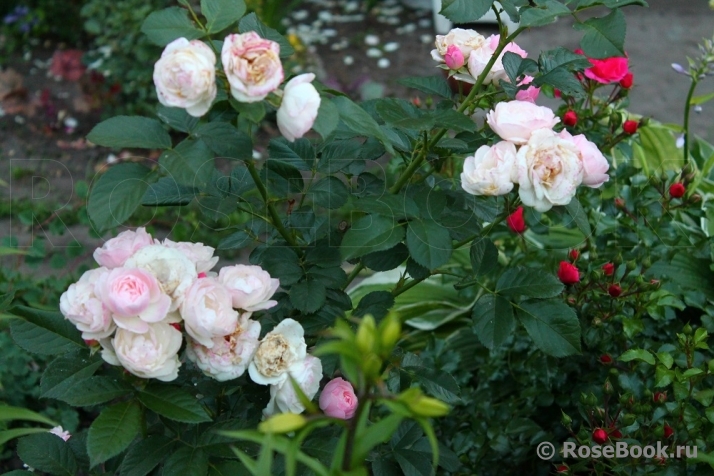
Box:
[366, 47, 382, 58]
[64, 117, 78, 129]
[418, 18, 431, 28]
[343, 55, 354, 65]
[378, 58, 391, 69]
[322, 28, 337, 37]
[385, 16, 400, 25]
[384, 42, 399, 52]
[365, 34, 380, 46]
[292, 10, 309, 20]
[402, 23, 416, 33]
[420, 34, 433, 44]
[380, 6, 403, 15]
[14, 115, 25, 124]
[344, 1, 359, 12]
[318, 11, 332, 22]
[252, 149, 263, 160]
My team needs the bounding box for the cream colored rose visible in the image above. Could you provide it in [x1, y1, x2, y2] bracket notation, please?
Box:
[153, 38, 217, 117]
[263, 355, 322, 416]
[486, 100, 561, 145]
[221, 32, 283, 103]
[185, 314, 261, 381]
[109, 322, 182, 381]
[60, 267, 115, 340]
[277, 73, 321, 142]
[432, 28, 487, 61]
[558, 130, 610, 188]
[162, 238, 218, 274]
[516, 129, 584, 212]
[248, 318, 307, 386]
[93, 227, 153, 269]
[218, 264, 279, 312]
[125, 244, 197, 311]
[461, 141, 518, 196]
[180, 277, 239, 348]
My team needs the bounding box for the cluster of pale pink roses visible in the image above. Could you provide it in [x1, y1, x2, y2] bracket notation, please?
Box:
[59, 228, 323, 416]
[461, 100, 610, 212]
[153, 32, 320, 142]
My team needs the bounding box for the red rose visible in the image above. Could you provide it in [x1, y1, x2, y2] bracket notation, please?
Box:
[608, 284, 622, 298]
[592, 428, 608, 444]
[653, 391, 667, 403]
[619, 72, 634, 89]
[563, 110, 578, 127]
[558, 261, 580, 285]
[556, 465, 569, 473]
[583, 55, 629, 84]
[663, 424, 674, 439]
[506, 207, 526, 234]
[623, 120, 639, 135]
[599, 354, 613, 364]
[669, 182, 686, 198]
[602, 262, 615, 276]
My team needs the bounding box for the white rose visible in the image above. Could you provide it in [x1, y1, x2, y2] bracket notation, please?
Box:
[153, 38, 217, 117]
[248, 318, 307, 386]
[60, 268, 115, 340]
[218, 264, 279, 312]
[222, 32, 283, 103]
[125, 244, 197, 311]
[516, 129, 584, 212]
[162, 238, 218, 274]
[185, 314, 261, 381]
[180, 277, 239, 348]
[263, 355, 322, 417]
[468, 34, 528, 85]
[461, 141, 518, 196]
[486, 100, 561, 145]
[432, 28, 487, 61]
[558, 130, 610, 188]
[93, 227, 154, 269]
[109, 322, 182, 381]
[277, 73, 321, 142]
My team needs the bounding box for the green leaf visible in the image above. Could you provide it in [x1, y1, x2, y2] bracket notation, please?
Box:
[88, 162, 154, 232]
[496, 267, 564, 298]
[341, 215, 406, 261]
[470, 238, 499, 276]
[0, 404, 57, 426]
[60, 376, 133, 407]
[290, 280, 327, 314]
[256, 247, 303, 286]
[120, 435, 175, 476]
[87, 115, 172, 149]
[332, 96, 395, 155]
[142, 177, 198, 206]
[17, 433, 78, 476]
[564, 199, 592, 237]
[201, 0, 246, 33]
[413, 371, 460, 404]
[313, 98, 340, 139]
[231, 98, 266, 123]
[163, 447, 210, 476]
[432, 109, 476, 133]
[218, 230, 252, 250]
[238, 13, 294, 58]
[656, 352, 674, 369]
[157, 105, 200, 133]
[406, 219, 453, 270]
[655, 364, 674, 387]
[194, 122, 253, 160]
[9, 306, 84, 355]
[618, 348, 656, 366]
[516, 299, 581, 357]
[40, 351, 103, 400]
[87, 401, 142, 467]
[353, 291, 395, 320]
[141, 6, 204, 46]
[472, 294, 515, 350]
[0, 428, 51, 446]
[362, 243, 409, 272]
[268, 138, 315, 171]
[440, 0, 493, 23]
[520, 0, 571, 27]
[397, 76, 452, 99]
[574, 9, 626, 58]
[138, 385, 212, 423]
[352, 414, 404, 465]
[310, 176, 349, 209]
[160, 139, 215, 190]
[691, 91, 714, 106]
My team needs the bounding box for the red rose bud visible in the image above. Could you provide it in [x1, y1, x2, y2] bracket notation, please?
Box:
[602, 262, 615, 276]
[619, 72, 634, 89]
[506, 206, 526, 234]
[556, 465, 569, 474]
[558, 261, 580, 285]
[592, 428, 608, 445]
[170, 323, 182, 332]
[669, 182, 686, 198]
[608, 284, 622, 298]
[554, 89, 562, 98]
[563, 110, 578, 127]
[653, 391, 667, 403]
[569, 249, 580, 261]
[614, 197, 625, 209]
[663, 424, 674, 439]
[198, 272, 208, 278]
[600, 354, 613, 365]
[609, 428, 623, 439]
[623, 120, 639, 135]
[84, 339, 98, 347]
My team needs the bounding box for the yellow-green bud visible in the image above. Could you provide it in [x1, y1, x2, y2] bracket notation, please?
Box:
[379, 312, 402, 352]
[258, 413, 307, 433]
[356, 315, 377, 355]
[561, 411, 572, 426]
[683, 324, 693, 335]
[363, 353, 382, 379]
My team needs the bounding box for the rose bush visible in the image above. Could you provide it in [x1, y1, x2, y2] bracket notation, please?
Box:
[8, 1, 714, 475]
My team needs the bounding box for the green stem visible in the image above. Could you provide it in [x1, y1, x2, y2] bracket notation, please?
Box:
[683, 78, 698, 164]
[342, 262, 365, 290]
[245, 160, 300, 248]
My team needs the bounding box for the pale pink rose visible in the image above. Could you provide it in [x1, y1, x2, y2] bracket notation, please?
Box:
[218, 264, 279, 312]
[180, 277, 238, 348]
[222, 32, 283, 103]
[60, 268, 115, 340]
[49, 426, 71, 442]
[486, 100, 560, 145]
[93, 227, 154, 269]
[444, 45, 465, 69]
[153, 38, 217, 117]
[263, 355, 323, 416]
[558, 130, 609, 188]
[319, 377, 358, 419]
[98, 267, 171, 334]
[468, 35, 527, 85]
[516, 129, 584, 212]
[461, 142, 518, 196]
[109, 322, 182, 381]
[162, 238, 218, 274]
[186, 314, 261, 381]
[277, 73, 321, 142]
[431, 28, 487, 63]
[249, 318, 307, 386]
[515, 76, 540, 103]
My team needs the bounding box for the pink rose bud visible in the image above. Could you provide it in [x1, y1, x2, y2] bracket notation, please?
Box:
[319, 377, 358, 419]
[444, 44, 465, 70]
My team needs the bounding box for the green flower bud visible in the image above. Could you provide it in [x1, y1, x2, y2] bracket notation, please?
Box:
[642, 257, 652, 269]
[587, 393, 598, 406]
[259, 413, 307, 433]
[580, 392, 589, 405]
[622, 413, 636, 426]
[379, 312, 402, 353]
[708, 359, 714, 373]
[614, 254, 623, 265]
[356, 315, 377, 355]
[609, 368, 619, 377]
[626, 260, 637, 271]
[683, 324, 693, 335]
[561, 411, 572, 426]
[604, 380, 615, 395]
